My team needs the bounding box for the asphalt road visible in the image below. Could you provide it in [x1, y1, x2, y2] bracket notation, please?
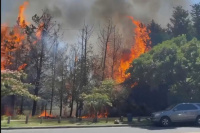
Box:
[1, 127, 200, 133]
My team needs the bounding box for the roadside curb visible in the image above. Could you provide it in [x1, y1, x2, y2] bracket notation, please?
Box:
[1, 124, 151, 130]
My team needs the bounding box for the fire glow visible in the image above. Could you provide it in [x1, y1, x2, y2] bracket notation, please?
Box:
[1, 1, 42, 71]
[38, 110, 54, 118]
[1, 1, 29, 70]
[81, 110, 108, 119]
[115, 16, 151, 83]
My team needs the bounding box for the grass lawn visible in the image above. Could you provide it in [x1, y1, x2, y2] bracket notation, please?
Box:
[1, 117, 152, 128]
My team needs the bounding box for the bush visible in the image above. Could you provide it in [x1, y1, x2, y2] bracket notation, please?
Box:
[1, 115, 8, 120]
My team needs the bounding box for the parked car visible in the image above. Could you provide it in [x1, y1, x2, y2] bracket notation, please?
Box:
[151, 103, 200, 127]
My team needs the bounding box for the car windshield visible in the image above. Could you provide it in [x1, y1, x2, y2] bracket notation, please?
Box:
[165, 104, 176, 111]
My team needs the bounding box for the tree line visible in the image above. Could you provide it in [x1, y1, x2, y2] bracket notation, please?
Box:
[1, 3, 200, 117]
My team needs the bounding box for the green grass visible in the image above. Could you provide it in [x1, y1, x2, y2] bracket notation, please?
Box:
[1, 117, 152, 128]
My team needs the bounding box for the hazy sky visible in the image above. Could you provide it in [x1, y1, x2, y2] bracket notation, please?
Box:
[1, 0, 199, 45]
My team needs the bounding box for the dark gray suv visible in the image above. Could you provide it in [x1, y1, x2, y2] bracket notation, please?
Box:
[151, 103, 200, 127]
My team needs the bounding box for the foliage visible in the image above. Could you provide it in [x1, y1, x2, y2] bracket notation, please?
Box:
[1, 70, 39, 100]
[147, 20, 170, 46]
[191, 2, 200, 39]
[169, 6, 191, 37]
[127, 35, 200, 102]
[81, 79, 115, 116]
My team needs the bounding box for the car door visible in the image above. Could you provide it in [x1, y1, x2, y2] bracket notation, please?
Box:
[184, 104, 199, 121]
[170, 104, 188, 122]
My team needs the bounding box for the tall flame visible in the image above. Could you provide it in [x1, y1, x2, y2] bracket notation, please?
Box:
[18, 1, 29, 27]
[115, 16, 151, 83]
[1, 1, 29, 70]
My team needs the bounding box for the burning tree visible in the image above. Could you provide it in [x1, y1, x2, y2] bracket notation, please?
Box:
[116, 16, 151, 83]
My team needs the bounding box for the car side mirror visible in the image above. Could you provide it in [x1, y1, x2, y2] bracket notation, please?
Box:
[173, 108, 177, 112]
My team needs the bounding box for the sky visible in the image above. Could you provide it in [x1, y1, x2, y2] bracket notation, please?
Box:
[1, 0, 199, 46]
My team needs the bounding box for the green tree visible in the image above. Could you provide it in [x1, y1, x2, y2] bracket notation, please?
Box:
[191, 3, 200, 39]
[169, 6, 191, 38]
[1, 70, 38, 100]
[147, 20, 170, 47]
[126, 35, 200, 103]
[81, 79, 115, 121]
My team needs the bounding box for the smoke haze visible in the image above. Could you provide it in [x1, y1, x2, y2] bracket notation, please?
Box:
[1, 0, 197, 44]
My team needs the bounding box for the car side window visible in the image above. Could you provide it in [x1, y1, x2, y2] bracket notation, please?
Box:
[186, 104, 198, 110]
[175, 104, 186, 111]
[175, 104, 198, 111]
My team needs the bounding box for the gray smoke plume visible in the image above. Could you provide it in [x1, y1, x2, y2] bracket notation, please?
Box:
[1, 0, 195, 44]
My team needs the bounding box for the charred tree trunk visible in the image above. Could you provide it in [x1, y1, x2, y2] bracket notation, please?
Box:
[83, 26, 88, 86]
[111, 27, 116, 78]
[32, 30, 45, 116]
[101, 20, 113, 80]
[11, 95, 15, 116]
[76, 101, 79, 118]
[59, 93, 63, 117]
[59, 62, 64, 117]
[69, 97, 74, 117]
[20, 96, 24, 115]
[50, 33, 58, 115]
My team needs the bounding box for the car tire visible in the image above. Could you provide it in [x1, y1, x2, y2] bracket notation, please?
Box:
[196, 116, 200, 126]
[160, 116, 171, 127]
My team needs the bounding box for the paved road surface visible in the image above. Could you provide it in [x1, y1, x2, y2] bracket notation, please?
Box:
[2, 127, 200, 133]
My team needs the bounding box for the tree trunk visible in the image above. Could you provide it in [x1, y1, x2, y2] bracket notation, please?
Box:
[111, 27, 116, 78]
[50, 38, 58, 115]
[76, 103, 78, 118]
[59, 63, 64, 117]
[32, 86, 39, 116]
[11, 95, 15, 116]
[69, 98, 74, 117]
[20, 96, 24, 115]
[102, 20, 112, 80]
[32, 30, 45, 116]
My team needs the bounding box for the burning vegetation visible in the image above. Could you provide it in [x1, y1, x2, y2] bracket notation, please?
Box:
[1, 1, 29, 71]
[1, 1, 152, 118]
[115, 16, 151, 83]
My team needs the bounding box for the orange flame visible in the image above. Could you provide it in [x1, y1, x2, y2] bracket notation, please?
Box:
[115, 16, 151, 83]
[36, 23, 44, 40]
[18, 1, 29, 27]
[38, 110, 54, 118]
[1, 1, 29, 70]
[4, 106, 12, 116]
[18, 63, 27, 71]
[81, 110, 108, 119]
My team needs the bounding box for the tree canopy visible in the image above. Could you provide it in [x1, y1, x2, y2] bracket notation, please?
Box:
[127, 35, 200, 102]
[1, 70, 39, 100]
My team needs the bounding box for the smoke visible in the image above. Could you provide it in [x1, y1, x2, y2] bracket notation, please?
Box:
[1, 0, 195, 44]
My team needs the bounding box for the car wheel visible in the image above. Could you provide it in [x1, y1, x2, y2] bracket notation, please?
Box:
[196, 116, 200, 126]
[160, 117, 171, 127]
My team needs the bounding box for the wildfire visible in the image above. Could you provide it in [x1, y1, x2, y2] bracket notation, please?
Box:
[1, 1, 30, 70]
[115, 16, 151, 83]
[81, 112, 108, 119]
[18, 63, 27, 71]
[36, 23, 44, 40]
[18, 1, 29, 27]
[38, 110, 54, 118]
[4, 106, 12, 116]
